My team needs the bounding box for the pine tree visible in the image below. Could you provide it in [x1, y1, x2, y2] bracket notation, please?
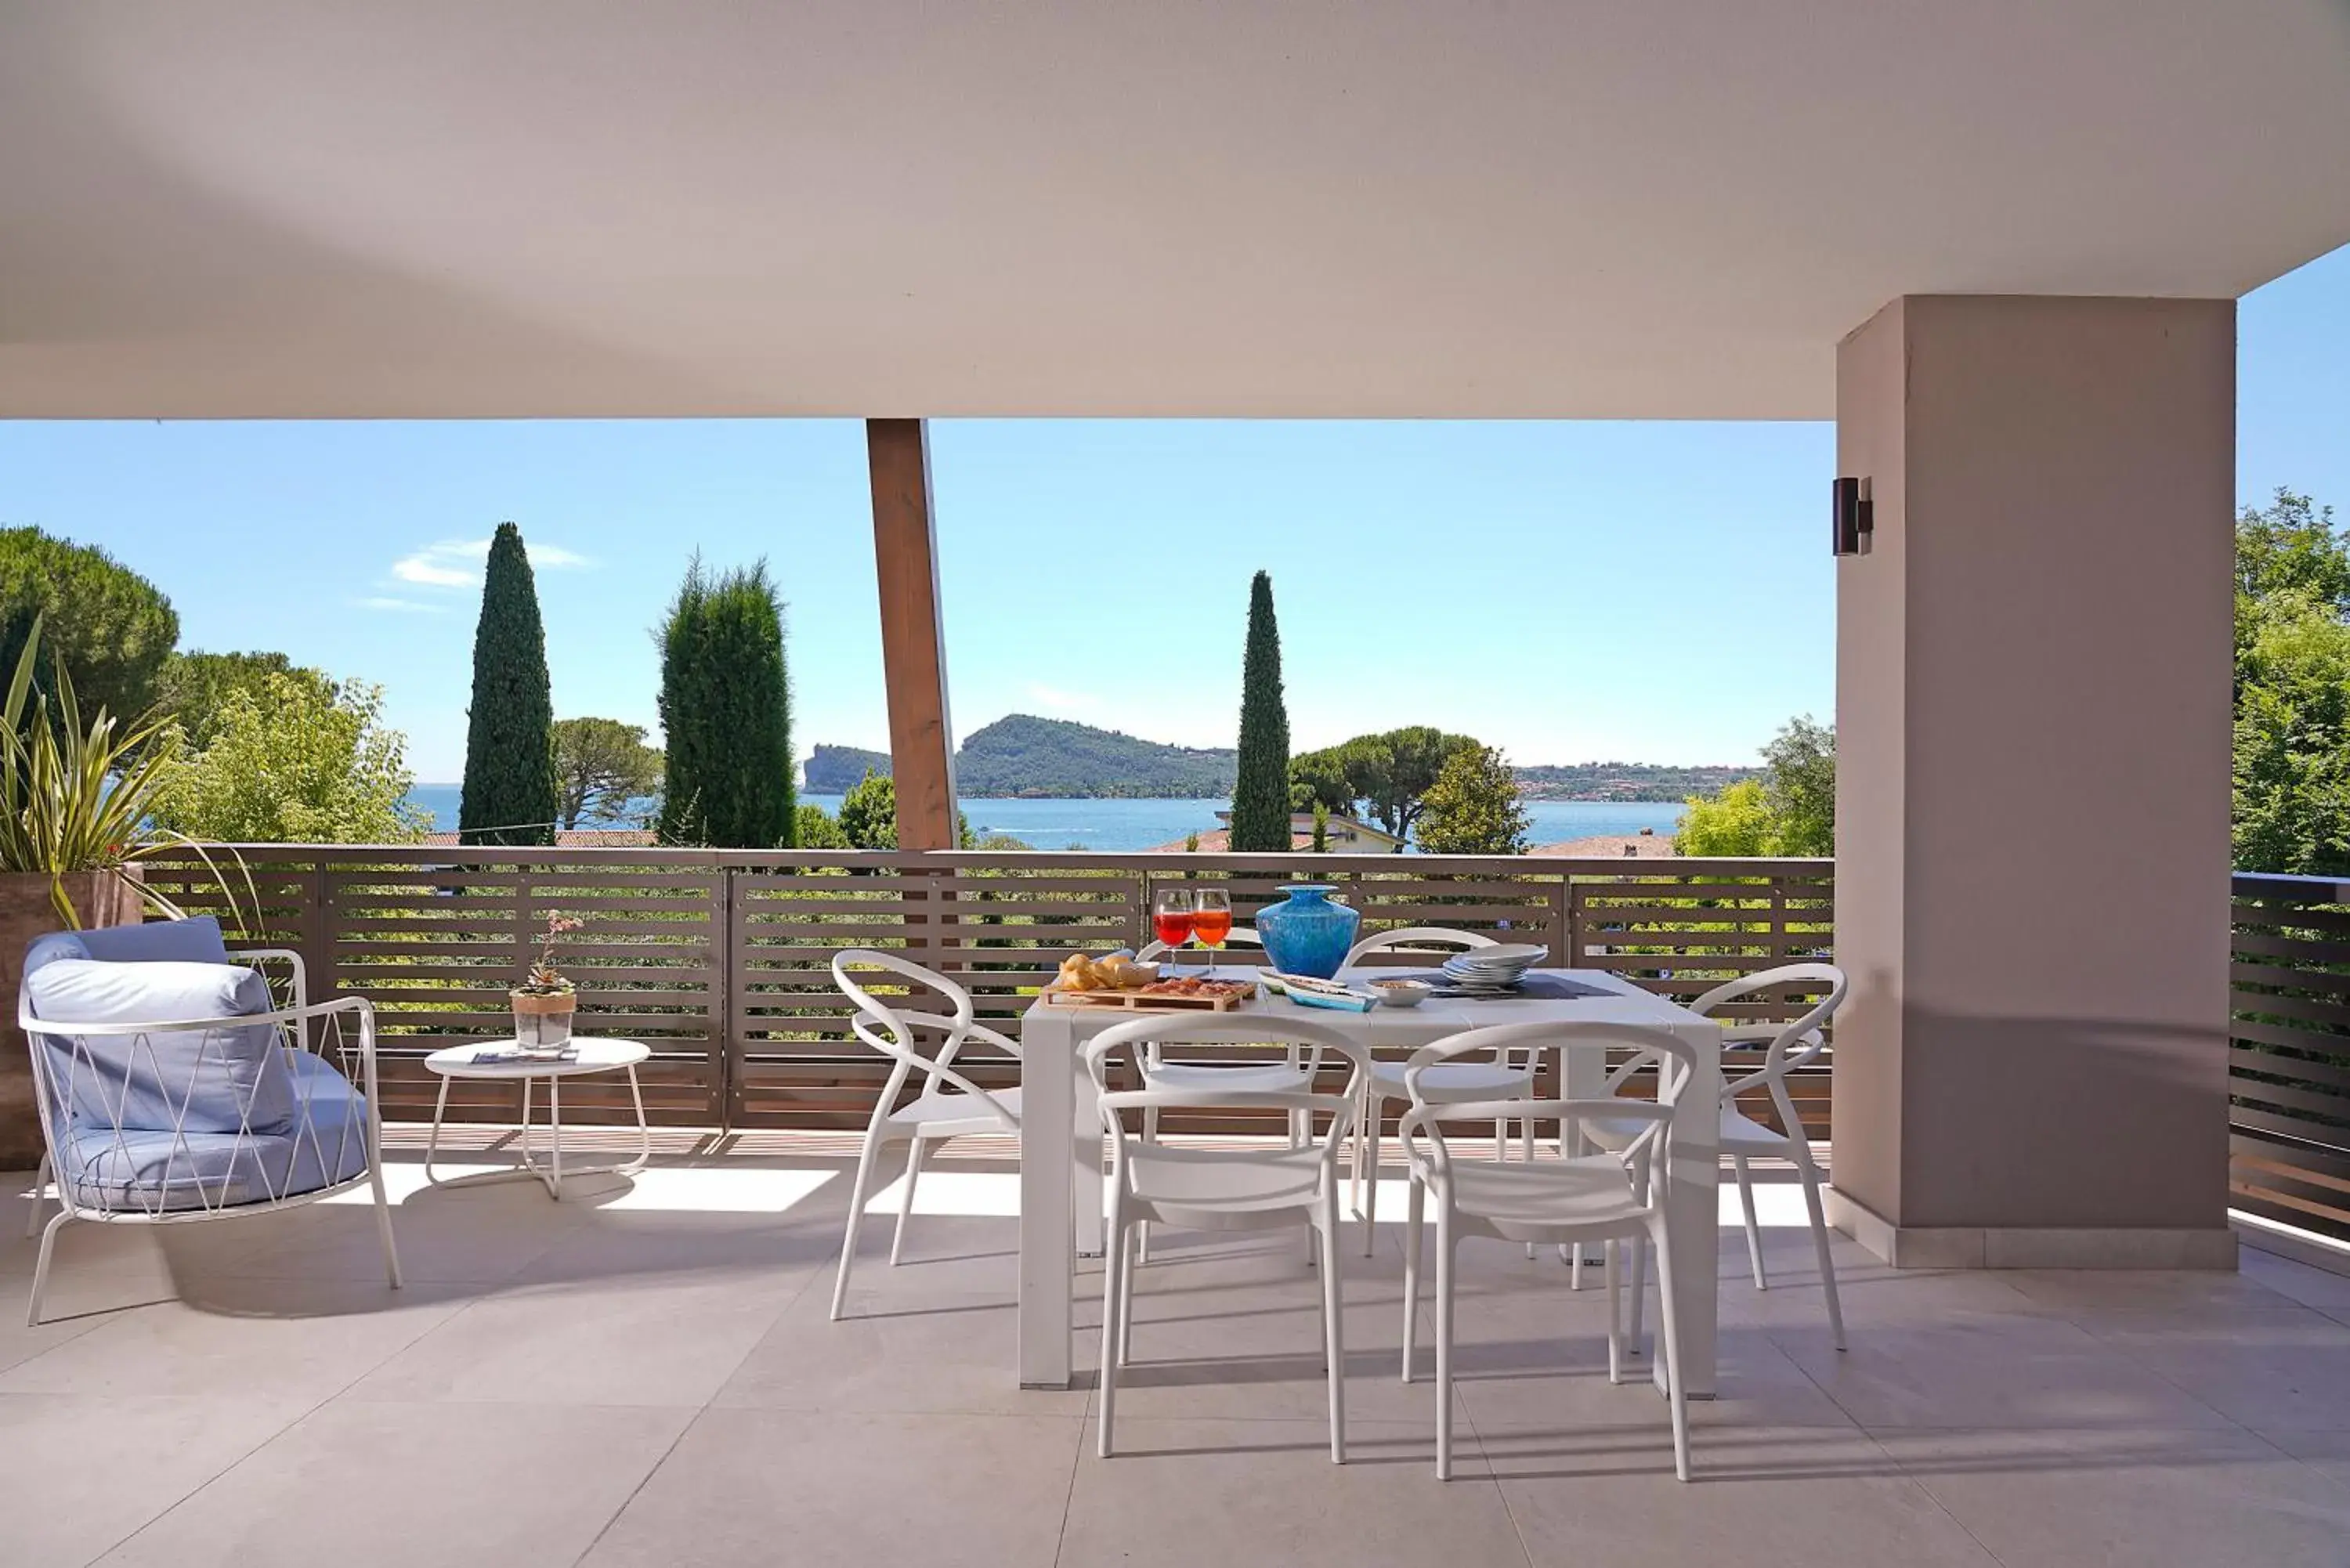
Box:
[457, 522, 559, 845]
[1228, 570, 1292, 853]
[656, 558, 794, 847]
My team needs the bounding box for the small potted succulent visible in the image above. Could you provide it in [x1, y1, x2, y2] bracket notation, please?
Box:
[512, 910, 584, 1051]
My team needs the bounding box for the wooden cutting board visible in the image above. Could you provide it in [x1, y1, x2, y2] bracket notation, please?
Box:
[1041, 984, 1253, 1013]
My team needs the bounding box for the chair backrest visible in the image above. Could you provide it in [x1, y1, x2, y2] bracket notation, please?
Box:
[1691, 962, 1846, 1075]
[830, 948, 1017, 1132]
[1085, 1013, 1370, 1182]
[1400, 1021, 1698, 1197]
[1343, 926, 1498, 967]
[1136, 926, 1262, 962]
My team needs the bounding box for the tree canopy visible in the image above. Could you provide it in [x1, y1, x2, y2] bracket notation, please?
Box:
[1289, 726, 1477, 844]
[152, 650, 334, 750]
[1414, 743, 1531, 855]
[1675, 716, 1835, 857]
[152, 674, 428, 844]
[0, 526, 179, 722]
[458, 522, 559, 844]
[2233, 490, 2350, 874]
[657, 557, 794, 847]
[551, 717, 663, 829]
[1229, 571, 1292, 852]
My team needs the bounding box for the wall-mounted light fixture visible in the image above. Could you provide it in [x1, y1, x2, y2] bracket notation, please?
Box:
[1832, 476, 1875, 556]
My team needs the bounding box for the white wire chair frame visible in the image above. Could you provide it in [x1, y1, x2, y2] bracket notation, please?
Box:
[18, 949, 402, 1326]
[1397, 1021, 1698, 1482]
[1583, 963, 1850, 1350]
[827, 948, 1023, 1321]
[1084, 1013, 1371, 1464]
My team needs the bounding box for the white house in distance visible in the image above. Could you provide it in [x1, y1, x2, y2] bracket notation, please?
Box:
[1152, 811, 1404, 854]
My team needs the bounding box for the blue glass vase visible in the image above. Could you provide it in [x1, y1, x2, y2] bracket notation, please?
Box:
[1254, 883, 1361, 979]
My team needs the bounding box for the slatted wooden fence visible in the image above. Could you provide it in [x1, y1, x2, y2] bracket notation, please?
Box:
[2230, 873, 2350, 1243]
[141, 847, 1838, 1136]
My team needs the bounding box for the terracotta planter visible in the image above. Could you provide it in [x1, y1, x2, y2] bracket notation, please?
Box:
[0, 871, 146, 1167]
[510, 987, 577, 1050]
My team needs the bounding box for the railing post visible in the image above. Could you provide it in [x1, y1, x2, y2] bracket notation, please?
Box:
[714, 861, 736, 1129]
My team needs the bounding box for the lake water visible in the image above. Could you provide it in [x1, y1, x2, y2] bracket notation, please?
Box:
[407, 785, 1683, 853]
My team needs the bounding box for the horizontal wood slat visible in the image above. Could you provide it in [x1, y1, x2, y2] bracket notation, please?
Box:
[2232, 875, 2350, 1245]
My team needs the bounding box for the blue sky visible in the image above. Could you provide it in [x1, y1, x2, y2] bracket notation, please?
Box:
[2, 247, 2345, 782]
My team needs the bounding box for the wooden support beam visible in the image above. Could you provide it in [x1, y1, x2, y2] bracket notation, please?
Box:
[867, 418, 960, 852]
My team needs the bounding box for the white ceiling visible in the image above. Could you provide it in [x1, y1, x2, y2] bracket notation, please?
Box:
[4, 2, 2347, 420]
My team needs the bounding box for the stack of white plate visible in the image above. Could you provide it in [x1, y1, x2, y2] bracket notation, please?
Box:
[1438, 942, 1546, 995]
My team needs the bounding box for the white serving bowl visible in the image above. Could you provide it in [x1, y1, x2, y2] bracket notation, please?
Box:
[1369, 977, 1434, 1009]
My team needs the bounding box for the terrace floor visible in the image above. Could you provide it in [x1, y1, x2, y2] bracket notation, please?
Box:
[4, 1135, 2348, 1568]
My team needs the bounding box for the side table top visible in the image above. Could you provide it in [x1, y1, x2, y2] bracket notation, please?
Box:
[423, 1038, 652, 1078]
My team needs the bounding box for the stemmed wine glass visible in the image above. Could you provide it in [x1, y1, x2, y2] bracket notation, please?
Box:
[1192, 888, 1233, 978]
[1152, 887, 1195, 970]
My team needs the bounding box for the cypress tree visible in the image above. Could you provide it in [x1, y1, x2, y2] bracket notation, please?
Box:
[656, 557, 794, 847]
[457, 522, 559, 845]
[1228, 569, 1292, 853]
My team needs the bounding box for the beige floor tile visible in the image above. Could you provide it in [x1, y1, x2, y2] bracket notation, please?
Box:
[95, 1399, 695, 1568]
[1878, 1425, 2350, 1568]
[720, 1285, 1092, 1417]
[1452, 1320, 1858, 1434]
[1491, 1426, 1999, 1566]
[0, 1392, 312, 1568]
[2080, 1306, 2350, 1431]
[2001, 1266, 2308, 1316]
[2260, 1426, 2350, 1491]
[2240, 1246, 2350, 1323]
[1772, 1310, 2240, 1429]
[161, 1179, 578, 1286]
[508, 1209, 837, 1293]
[1059, 1418, 1529, 1567]
[580, 1407, 1083, 1567]
[0, 1276, 465, 1400]
[349, 1271, 797, 1407]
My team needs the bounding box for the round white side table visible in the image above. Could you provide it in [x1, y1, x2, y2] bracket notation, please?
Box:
[422, 1038, 653, 1200]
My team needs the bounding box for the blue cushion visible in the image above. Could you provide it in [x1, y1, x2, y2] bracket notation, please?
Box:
[22, 917, 231, 987]
[24, 958, 294, 1136]
[76, 916, 230, 966]
[52, 1053, 371, 1212]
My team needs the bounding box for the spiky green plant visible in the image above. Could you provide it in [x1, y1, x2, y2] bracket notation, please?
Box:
[0, 617, 248, 927]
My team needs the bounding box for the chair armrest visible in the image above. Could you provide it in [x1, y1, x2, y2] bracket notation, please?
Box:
[891, 1010, 1022, 1060]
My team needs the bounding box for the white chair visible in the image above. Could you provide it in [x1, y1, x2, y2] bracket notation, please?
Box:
[1127, 927, 1293, 1262]
[1086, 1013, 1369, 1463]
[1339, 927, 1538, 1257]
[1584, 962, 1849, 1349]
[1400, 1021, 1697, 1482]
[829, 948, 1023, 1321]
[19, 921, 400, 1327]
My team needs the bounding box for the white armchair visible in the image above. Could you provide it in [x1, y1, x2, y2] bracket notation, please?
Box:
[18, 916, 401, 1325]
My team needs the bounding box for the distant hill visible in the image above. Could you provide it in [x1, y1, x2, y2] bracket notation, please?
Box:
[808, 725, 1748, 802]
[956, 716, 1236, 798]
[1513, 762, 1757, 802]
[804, 743, 892, 793]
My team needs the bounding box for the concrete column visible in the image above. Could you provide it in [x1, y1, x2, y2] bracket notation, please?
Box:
[1828, 296, 2238, 1269]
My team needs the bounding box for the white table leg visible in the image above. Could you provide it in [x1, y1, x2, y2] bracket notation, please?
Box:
[425, 1074, 452, 1183]
[1073, 1045, 1104, 1259]
[548, 1075, 564, 1200]
[1658, 1021, 1720, 1399]
[1018, 1008, 1076, 1389]
[623, 1064, 652, 1175]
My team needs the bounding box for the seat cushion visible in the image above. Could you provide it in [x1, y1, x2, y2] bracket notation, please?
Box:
[25, 957, 293, 1136]
[52, 1051, 372, 1213]
[74, 916, 233, 966]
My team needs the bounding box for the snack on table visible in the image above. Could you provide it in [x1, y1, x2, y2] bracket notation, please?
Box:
[1055, 950, 1162, 992]
[1137, 976, 1253, 1001]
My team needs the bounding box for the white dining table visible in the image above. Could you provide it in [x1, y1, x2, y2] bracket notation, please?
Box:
[1014, 967, 1723, 1397]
